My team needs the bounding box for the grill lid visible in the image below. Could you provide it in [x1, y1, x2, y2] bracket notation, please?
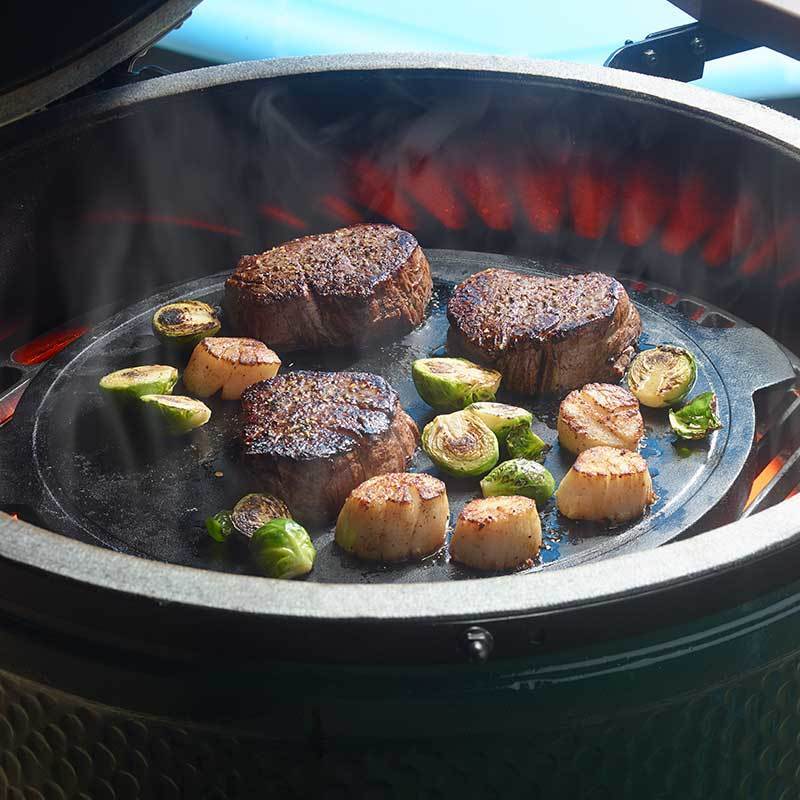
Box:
[0, 0, 200, 129]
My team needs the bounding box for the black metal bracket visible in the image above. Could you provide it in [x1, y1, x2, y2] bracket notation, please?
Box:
[605, 21, 756, 82]
[54, 12, 191, 104]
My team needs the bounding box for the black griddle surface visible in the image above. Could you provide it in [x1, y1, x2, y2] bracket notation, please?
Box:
[5, 251, 794, 581]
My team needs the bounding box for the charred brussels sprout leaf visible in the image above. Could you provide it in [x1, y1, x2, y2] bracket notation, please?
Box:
[206, 511, 234, 542]
[669, 391, 723, 440]
[250, 519, 316, 579]
[480, 459, 556, 506]
[412, 357, 501, 411]
[99, 365, 178, 401]
[466, 402, 532, 443]
[627, 345, 697, 408]
[231, 493, 292, 537]
[152, 300, 221, 347]
[422, 410, 499, 478]
[506, 422, 549, 461]
[140, 394, 211, 434]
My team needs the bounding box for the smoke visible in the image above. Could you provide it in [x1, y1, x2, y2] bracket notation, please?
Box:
[7, 69, 794, 339]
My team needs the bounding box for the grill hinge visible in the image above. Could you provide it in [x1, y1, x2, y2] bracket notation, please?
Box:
[604, 21, 755, 82]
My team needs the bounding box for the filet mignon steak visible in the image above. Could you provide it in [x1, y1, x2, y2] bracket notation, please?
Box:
[241, 371, 419, 524]
[225, 224, 432, 352]
[447, 269, 642, 394]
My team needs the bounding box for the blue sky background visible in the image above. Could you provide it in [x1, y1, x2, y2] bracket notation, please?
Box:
[162, 0, 800, 99]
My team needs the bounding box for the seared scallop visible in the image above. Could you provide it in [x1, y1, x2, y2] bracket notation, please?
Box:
[335, 473, 449, 562]
[450, 496, 541, 571]
[555, 446, 655, 523]
[183, 337, 281, 400]
[557, 383, 644, 454]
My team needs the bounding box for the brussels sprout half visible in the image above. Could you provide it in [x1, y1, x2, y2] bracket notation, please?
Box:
[466, 402, 532, 443]
[412, 358, 501, 411]
[152, 300, 221, 347]
[627, 345, 697, 408]
[506, 422, 550, 461]
[422, 410, 499, 478]
[669, 391, 723, 440]
[206, 511, 234, 542]
[250, 519, 316, 579]
[140, 394, 211, 434]
[480, 459, 556, 506]
[99, 365, 178, 401]
[231, 493, 292, 537]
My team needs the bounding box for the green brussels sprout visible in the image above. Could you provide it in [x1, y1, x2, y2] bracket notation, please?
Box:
[231, 493, 292, 537]
[466, 402, 532, 443]
[506, 422, 549, 461]
[152, 300, 221, 347]
[250, 519, 316, 579]
[669, 391, 723, 440]
[140, 394, 211, 434]
[422, 410, 499, 478]
[412, 357, 501, 410]
[206, 511, 234, 542]
[99, 365, 178, 401]
[627, 345, 697, 408]
[480, 459, 556, 506]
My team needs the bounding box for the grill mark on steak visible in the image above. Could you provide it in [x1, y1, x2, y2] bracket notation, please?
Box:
[241, 371, 419, 523]
[224, 224, 432, 352]
[447, 269, 642, 395]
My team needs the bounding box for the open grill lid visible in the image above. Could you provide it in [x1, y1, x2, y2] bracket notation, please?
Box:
[0, 0, 200, 128]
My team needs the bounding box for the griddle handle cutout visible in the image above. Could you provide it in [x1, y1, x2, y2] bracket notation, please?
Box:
[690, 324, 795, 397]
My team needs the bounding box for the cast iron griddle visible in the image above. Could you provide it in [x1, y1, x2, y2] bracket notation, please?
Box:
[0, 250, 793, 582]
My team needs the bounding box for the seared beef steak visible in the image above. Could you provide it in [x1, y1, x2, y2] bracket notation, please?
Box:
[447, 269, 641, 394]
[225, 224, 432, 351]
[241, 371, 419, 524]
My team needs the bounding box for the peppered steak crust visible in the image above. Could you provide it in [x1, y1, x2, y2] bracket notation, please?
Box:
[447, 269, 642, 394]
[242, 371, 400, 460]
[225, 224, 432, 351]
[241, 371, 419, 523]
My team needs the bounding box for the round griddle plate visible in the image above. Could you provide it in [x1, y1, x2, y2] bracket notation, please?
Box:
[0, 251, 792, 583]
